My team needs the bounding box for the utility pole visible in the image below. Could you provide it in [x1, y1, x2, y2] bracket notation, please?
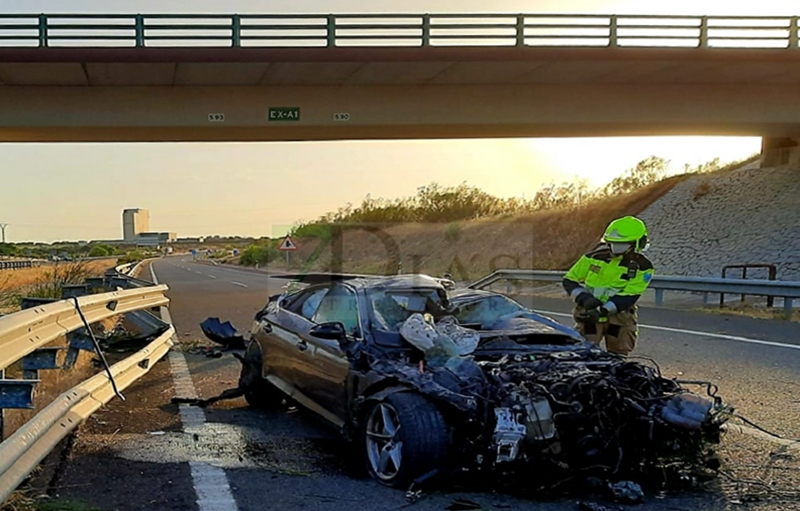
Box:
[0, 223, 7, 244]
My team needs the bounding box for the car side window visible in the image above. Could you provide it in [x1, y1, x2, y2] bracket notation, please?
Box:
[282, 287, 330, 320]
[311, 285, 361, 337]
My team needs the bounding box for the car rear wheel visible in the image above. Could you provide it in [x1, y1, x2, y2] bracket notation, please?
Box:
[238, 340, 284, 408]
[363, 392, 450, 488]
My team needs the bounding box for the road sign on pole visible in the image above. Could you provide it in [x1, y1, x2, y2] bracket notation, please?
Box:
[279, 236, 298, 269]
[278, 236, 298, 251]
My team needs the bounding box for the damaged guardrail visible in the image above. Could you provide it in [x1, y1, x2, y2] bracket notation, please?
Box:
[469, 269, 800, 319]
[0, 264, 173, 504]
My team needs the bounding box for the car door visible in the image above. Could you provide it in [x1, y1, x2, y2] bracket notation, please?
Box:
[257, 285, 330, 402]
[305, 284, 359, 422]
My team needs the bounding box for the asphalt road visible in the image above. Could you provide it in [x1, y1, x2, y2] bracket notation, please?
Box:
[45, 257, 800, 511]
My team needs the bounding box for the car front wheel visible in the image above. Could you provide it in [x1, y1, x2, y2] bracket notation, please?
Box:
[238, 340, 284, 408]
[363, 392, 450, 488]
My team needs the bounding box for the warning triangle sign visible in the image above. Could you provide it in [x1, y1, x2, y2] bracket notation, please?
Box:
[278, 236, 298, 251]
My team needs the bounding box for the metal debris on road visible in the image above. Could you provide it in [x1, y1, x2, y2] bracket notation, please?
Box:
[607, 481, 644, 504]
[200, 317, 246, 349]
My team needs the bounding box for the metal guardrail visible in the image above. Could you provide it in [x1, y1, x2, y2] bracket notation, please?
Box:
[0, 261, 173, 503]
[721, 264, 777, 308]
[469, 269, 800, 318]
[0, 260, 34, 271]
[0, 13, 797, 49]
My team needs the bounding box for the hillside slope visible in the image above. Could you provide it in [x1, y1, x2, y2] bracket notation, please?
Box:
[287, 176, 686, 281]
[639, 165, 800, 280]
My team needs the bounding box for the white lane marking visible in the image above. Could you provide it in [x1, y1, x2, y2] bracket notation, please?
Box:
[230, 281, 248, 288]
[539, 309, 800, 351]
[195, 271, 203, 275]
[150, 262, 239, 511]
[208, 275, 217, 279]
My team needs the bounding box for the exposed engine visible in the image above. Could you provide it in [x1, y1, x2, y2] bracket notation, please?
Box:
[373, 313, 731, 492]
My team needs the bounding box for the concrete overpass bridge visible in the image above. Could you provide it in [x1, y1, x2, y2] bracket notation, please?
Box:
[0, 12, 799, 164]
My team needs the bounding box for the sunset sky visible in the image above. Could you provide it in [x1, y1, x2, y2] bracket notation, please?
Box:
[0, 0, 786, 242]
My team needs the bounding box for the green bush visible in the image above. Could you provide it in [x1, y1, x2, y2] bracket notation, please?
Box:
[239, 243, 280, 266]
[88, 246, 110, 257]
[117, 250, 146, 265]
[0, 243, 18, 257]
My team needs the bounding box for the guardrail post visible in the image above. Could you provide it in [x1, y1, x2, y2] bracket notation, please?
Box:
[38, 14, 48, 48]
[516, 15, 525, 47]
[654, 289, 664, 307]
[699, 16, 709, 48]
[135, 15, 145, 47]
[232, 15, 241, 47]
[326, 15, 336, 47]
[609, 15, 618, 48]
[784, 298, 794, 320]
[422, 14, 431, 47]
[790, 17, 798, 49]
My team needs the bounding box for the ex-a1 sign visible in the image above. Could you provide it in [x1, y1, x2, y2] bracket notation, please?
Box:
[279, 236, 298, 251]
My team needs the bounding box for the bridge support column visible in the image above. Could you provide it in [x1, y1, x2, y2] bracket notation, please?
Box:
[761, 137, 800, 167]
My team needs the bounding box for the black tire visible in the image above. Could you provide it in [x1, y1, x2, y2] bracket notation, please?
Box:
[238, 340, 284, 409]
[362, 392, 450, 488]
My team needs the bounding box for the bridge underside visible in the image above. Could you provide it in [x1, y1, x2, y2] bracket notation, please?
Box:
[1, 47, 800, 143]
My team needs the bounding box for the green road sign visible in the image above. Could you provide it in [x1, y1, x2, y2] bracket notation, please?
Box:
[269, 107, 300, 121]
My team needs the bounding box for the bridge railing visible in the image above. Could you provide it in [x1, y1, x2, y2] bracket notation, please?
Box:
[0, 262, 172, 504]
[469, 269, 800, 319]
[0, 13, 797, 49]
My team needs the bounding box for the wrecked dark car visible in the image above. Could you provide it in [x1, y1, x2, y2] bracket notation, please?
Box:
[237, 274, 730, 493]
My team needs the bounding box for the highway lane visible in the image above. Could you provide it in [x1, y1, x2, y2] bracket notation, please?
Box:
[520, 295, 800, 440]
[45, 260, 798, 511]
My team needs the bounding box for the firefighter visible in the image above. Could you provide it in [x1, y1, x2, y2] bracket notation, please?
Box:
[562, 216, 654, 355]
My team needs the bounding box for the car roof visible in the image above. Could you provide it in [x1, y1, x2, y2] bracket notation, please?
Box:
[275, 272, 447, 291]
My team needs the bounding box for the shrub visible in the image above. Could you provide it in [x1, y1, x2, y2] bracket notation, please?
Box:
[693, 181, 712, 200]
[444, 222, 462, 243]
[117, 250, 146, 265]
[26, 261, 91, 299]
[88, 246, 110, 257]
[239, 243, 280, 266]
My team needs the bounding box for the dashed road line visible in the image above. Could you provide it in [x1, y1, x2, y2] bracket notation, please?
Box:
[208, 275, 217, 279]
[150, 262, 239, 511]
[230, 281, 248, 288]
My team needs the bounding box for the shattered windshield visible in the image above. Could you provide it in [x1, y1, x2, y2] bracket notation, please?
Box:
[369, 287, 447, 331]
[454, 295, 527, 326]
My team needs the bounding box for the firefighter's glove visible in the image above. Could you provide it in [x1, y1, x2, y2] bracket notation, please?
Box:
[575, 292, 603, 310]
[577, 306, 608, 323]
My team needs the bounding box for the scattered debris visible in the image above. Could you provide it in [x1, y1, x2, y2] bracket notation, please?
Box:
[607, 481, 644, 504]
[186, 346, 223, 358]
[200, 317, 246, 350]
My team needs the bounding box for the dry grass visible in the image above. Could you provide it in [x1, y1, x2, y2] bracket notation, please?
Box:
[0, 259, 117, 313]
[693, 181, 712, 200]
[279, 176, 686, 280]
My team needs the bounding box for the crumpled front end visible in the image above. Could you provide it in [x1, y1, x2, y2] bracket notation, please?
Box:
[479, 351, 729, 483]
[369, 312, 731, 492]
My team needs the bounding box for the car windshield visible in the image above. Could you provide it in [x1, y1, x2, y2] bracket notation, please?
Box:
[369, 287, 447, 332]
[454, 295, 527, 326]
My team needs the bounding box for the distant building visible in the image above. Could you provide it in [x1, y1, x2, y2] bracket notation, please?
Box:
[136, 232, 177, 247]
[122, 209, 150, 242]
